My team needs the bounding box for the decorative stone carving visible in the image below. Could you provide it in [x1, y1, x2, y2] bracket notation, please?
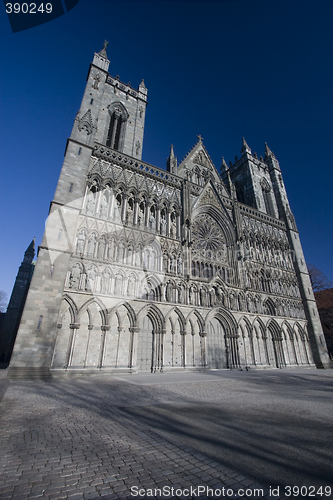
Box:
[193, 150, 211, 169]
[78, 109, 94, 135]
[92, 72, 101, 90]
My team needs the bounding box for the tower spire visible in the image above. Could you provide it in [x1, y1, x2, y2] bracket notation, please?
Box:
[98, 40, 109, 60]
[93, 40, 110, 72]
[23, 238, 35, 264]
[25, 238, 35, 256]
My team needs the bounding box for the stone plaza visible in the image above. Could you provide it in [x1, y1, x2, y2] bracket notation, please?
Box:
[0, 368, 332, 499]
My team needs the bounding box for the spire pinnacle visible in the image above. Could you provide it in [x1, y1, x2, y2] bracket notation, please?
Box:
[227, 170, 237, 200]
[265, 142, 273, 157]
[167, 144, 177, 173]
[197, 134, 203, 143]
[220, 157, 228, 172]
[241, 137, 251, 155]
[98, 40, 109, 60]
[25, 238, 35, 257]
[93, 41, 110, 71]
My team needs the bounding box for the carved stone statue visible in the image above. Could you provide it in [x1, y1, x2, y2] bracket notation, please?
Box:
[100, 193, 108, 218]
[189, 285, 195, 305]
[149, 213, 156, 231]
[166, 282, 173, 302]
[177, 255, 183, 275]
[69, 264, 81, 289]
[178, 285, 184, 304]
[92, 72, 100, 90]
[163, 253, 168, 272]
[86, 192, 96, 215]
[200, 288, 206, 307]
[160, 216, 167, 236]
[76, 232, 85, 254]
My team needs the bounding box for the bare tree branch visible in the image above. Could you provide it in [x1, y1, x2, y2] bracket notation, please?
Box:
[307, 264, 333, 292]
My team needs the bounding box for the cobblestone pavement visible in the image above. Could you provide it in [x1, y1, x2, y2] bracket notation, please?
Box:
[0, 369, 332, 500]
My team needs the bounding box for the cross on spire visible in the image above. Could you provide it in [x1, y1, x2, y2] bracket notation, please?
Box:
[197, 134, 203, 142]
[103, 40, 109, 49]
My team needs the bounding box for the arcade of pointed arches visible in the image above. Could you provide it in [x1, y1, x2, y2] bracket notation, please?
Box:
[51, 296, 314, 373]
[84, 181, 181, 239]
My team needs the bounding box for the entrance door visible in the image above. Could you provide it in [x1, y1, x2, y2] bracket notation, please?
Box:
[206, 318, 227, 369]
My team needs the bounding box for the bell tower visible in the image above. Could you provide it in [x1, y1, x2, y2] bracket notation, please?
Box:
[71, 40, 148, 159]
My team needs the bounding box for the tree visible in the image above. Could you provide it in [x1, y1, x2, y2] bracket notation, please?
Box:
[307, 264, 333, 292]
[0, 291, 8, 313]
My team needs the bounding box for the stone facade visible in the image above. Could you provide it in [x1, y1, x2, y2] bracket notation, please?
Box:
[8, 43, 330, 377]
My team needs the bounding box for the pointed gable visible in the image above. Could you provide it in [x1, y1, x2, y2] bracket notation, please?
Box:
[178, 137, 216, 178]
[193, 181, 233, 224]
[177, 137, 229, 197]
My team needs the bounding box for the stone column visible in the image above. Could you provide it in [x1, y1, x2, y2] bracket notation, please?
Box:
[166, 210, 171, 237]
[108, 190, 115, 220]
[121, 194, 128, 222]
[115, 326, 123, 368]
[66, 323, 80, 368]
[199, 332, 207, 368]
[180, 330, 186, 367]
[156, 206, 161, 234]
[128, 326, 139, 369]
[133, 198, 139, 226]
[98, 325, 110, 369]
[145, 202, 151, 228]
[176, 213, 181, 240]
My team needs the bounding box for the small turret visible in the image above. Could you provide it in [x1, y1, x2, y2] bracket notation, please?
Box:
[138, 79, 148, 100]
[167, 144, 177, 173]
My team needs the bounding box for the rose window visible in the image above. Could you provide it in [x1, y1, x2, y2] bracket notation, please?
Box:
[192, 215, 225, 252]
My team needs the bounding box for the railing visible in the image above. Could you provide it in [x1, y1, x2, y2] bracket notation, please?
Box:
[93, 143, 182, 188]
[239, 203, 286, 229]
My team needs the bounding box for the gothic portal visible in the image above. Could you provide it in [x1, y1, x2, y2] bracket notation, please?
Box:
[8, 43, 330, 377]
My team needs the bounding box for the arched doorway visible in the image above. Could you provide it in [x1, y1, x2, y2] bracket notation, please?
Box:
[137, 305, 165, 372]
[206, 310, 239, 369]
[267, 321, 286, 368]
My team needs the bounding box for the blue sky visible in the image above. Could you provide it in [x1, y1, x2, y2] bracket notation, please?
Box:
[1, 0, 333, 301]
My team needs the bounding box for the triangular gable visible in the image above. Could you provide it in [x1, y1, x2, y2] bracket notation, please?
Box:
[178, 139, 215, 174]
[192, 181, 233, 223]
[123, 169, 134, 187]
[111, 163, 123, 183]
[134, 173, 146, 192]
[177, 138, 230, 199]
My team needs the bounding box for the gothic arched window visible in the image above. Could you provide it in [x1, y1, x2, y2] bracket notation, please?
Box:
[261, 178, 275, 217]
[106, 102, 129, 151]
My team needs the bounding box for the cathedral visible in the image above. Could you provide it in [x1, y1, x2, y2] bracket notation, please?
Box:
[7, 43, 330, 377]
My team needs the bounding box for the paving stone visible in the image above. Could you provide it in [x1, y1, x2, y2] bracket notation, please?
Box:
[0, 376, 290, 500]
